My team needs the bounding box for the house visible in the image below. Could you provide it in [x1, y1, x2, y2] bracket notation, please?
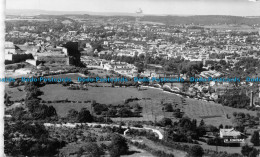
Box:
[5, 42, 16, 61]
[102, 61, 138, 77]
[5, 42, 34, 63]
[220, 129, 241, 138]
[220, 129, 245, 144]
[5, 42, 16, 54]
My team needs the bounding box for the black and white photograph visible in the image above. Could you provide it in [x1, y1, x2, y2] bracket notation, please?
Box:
[2, 0, 260, 156]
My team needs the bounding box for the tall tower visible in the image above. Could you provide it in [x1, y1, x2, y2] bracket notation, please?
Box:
[135, 8, 143, 27]
[259, 86, 260, 98]
[250, 91, 254, 107]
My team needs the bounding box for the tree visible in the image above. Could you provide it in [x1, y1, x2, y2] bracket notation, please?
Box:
[164, 103, 173, 112]
[241, 145, 254, 156]
[5, 93, 11, 106]
[93, 103, 108, 115]
[81, 143, 104, 157]
[90, 42, 103, 52]
[249, 148, 259, 157]
[251, 131, 260, 146]
[77, 108, 93, 123]
[219, 124, 224, 129]
[199, 119, 205, 127]
[173, 109, 183, 118]
[12, 107, 27, 120]
[158, 118, 172, 127]
[109, 147, 121, 157]
[109, 134, 128, 157]
[219, 60, 226, 66]
[192, 119, 197, 130]
[67, 109, 79, 122]
[188, 145, 204, 157]
[196, 126, 207, 137]
[29, 143, 42, 156]
[107, 108, 117, 117]
[134, 62, 145, 73]
[9, 81, 14, 87]
[31, 104, 57, 120]
[117, 107, 133, 117]
[25, 98, 40, 113]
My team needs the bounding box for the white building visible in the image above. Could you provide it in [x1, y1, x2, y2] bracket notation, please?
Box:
[220, 128, 241, 139]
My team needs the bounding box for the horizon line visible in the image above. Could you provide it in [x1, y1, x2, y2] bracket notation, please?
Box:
[5, 9, 260, 17]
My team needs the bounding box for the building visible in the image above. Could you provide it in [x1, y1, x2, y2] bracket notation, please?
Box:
[220, 128, 241, 138]
[34, 47, 71, 65]
[5, 42, 16, 61]
[220, 129, 245, 144]
[102, 61, 138, 77]
[68, 31, 77, 36]
[5, 42, 34, 63]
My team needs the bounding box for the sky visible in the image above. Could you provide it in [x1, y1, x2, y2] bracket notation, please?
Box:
[5, 0, 260, 16]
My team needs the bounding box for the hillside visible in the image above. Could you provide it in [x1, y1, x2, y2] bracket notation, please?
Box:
[141, 15, 260, 25]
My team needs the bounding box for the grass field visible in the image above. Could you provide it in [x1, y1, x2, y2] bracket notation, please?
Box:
[46, 103, 92, 117]
[5, 73, 258, 127]
[122, 145, 155, 157]
[40, 83, 236, 127]
[40, 84, 139, 104]
[5, 85, 25, 101]
[39, 84, 183, 120]
[47, 73, 85, 82]
[141, 138, 187, 157]
[184, 98, 232, 126]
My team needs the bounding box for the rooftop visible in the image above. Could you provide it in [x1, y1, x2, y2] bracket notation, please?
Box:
[220, 129, 241, 137]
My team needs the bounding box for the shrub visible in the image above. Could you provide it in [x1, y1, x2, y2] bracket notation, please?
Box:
[189, 145, 204, 157]
[164, 103, 173, 112]
[109, 134, 129, 157]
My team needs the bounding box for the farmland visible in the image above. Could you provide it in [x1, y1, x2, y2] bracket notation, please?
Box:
[5, 76, 258, 126]
[5, 85, 25, 101]
[38, 83, 236, 126]
[184, 98, 232, 126]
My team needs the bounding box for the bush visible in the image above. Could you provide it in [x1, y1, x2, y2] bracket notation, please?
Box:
[9, 81, 14, 87]
[133, 123, 143, 128]
[164, 103, 173, 112]
[93, 125, 102, 128]
[93, 103, 108, 115]
[77, 108, 93, 123]
[189, 145, 204, 157]
[117, 107, 133, 117]
[109, 134, 129, 157]
[241, 145, 256, 157]
[81, 143, 104, 157]
[130, 141, 175, 157]
[157, 118, 172, 127]
[251, 131, 260, 146]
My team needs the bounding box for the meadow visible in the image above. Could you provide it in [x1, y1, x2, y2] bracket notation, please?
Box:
[5, 85, 25, 101]
[5, 77, 258, 127]
[39, 84, 234, 126]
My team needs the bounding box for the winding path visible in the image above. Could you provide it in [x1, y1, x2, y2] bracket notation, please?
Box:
[44, 122, 164, 139]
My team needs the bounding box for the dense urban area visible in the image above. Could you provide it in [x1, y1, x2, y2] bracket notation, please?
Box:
[4, 12, 260, 157]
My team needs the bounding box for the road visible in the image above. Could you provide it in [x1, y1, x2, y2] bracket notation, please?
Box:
[44, 122, 164, 139]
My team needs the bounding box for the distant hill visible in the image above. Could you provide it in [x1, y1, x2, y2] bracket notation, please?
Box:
[6, 9, 138, 16]
[6, 9, 260, 25]
[141, 15, 260, 25]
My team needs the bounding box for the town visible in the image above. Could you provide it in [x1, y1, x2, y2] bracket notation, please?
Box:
[3, 6, 260, 157]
